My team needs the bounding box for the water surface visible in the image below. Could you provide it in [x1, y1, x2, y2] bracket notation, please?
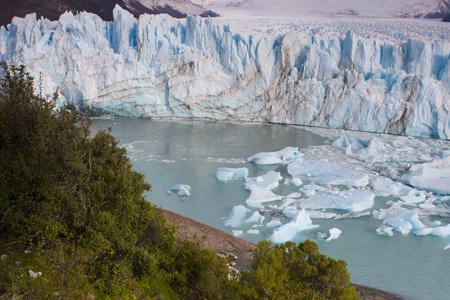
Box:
[92, 118, 449, 300]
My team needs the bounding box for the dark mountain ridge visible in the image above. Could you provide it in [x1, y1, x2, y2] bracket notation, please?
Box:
[0, 0, 218, 27]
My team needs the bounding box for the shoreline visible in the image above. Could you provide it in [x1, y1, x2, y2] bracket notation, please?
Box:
[161, 209, 403, 300]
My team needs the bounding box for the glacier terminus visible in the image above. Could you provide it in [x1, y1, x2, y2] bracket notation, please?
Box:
[0, 5, 449, 138]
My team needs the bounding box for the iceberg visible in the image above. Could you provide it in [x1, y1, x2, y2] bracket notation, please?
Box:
[300, 190, 375, 212]
[416, 224, 450, 238]
[404, 157, 450, 195]
[2, 6, 449, 139]
[244, 211, 265, 225]
[370, 178, 426, 204]
[287, 160, 370, 187]
[216, 167, 249, 182]
[270, 210, 319, 244]
[326, 228, 342, 241]
[222, 205, 252, 227]
[373, 203, 426, 235]
[244, 171, 283, 207]
[247, 147, 303, 165]
[167, 184, 191, 198]
[375, 225, 395, 236]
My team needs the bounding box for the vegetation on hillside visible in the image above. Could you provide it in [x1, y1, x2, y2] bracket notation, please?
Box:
[0, 63, 357, 299]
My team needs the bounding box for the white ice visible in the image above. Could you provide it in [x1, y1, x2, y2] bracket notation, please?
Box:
[244, 171, 283, 207]
[247, 147, 303, 165]
[167, 184, 192, 198]
[416, 224, 450, 238]
[326, 228, 342, 241]
[376, 225, 395, 236]
[373, 203, 426, 235]
[288, 160, 369, 187]
[301, 190, 375, 213]
[244, 211, 265, 225]
[405, 157, 450, 195]
[222, 205, 252, 227]
[270, 210, 319, 243]
[216, 167, 249, 182]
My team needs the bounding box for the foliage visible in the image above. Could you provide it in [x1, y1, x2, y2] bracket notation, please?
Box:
[239, 240, 358, 299]
[0, 63, 357, 300]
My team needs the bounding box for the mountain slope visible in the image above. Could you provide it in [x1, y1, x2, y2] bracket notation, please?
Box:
[0, 0, 217, 27]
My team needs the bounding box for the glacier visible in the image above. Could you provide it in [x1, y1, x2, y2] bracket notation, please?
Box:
[1, 5, 450, 138]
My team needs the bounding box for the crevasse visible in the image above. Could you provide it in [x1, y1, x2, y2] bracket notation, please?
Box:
[0, 5, 449, 138]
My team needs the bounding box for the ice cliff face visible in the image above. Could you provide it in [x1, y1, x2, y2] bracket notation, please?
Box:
[1, 6, 449, 138]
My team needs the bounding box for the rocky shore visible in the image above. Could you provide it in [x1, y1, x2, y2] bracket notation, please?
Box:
[162, 209, 403, 300]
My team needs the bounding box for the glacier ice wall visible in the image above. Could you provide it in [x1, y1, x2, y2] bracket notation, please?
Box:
[0, 6, 449, 138]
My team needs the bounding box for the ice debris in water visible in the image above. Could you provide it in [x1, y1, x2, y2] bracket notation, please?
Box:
[244, 211, 265, 225]
[404, 157, 450, 195]
[373, 203, 425, 235]
[287, 160, 369, 187]
[232, 230, 243, 237]
[216, 167, 249, 182]
[270, 210, 319, 244]
[244, 171, 283, 207]
[326, 228, 342, 241]
[167, 184, 191, 199]
[416, 224, 450, 239]
[376, 225, 394, 236]
[266, 219, 282, 228]
[444, 244, 450, 250]
[301, 190, 375, 213]
[247, 229, 260, 235]
[370, 178, 426, 204]
[223, 205, 252, 228]
[247, 147, 303, 165]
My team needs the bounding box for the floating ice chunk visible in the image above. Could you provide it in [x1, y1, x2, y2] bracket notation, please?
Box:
[247, 229, 260, 235]
[370, 178, 425, 204]
[270, 210, 319, 244]
[357, 137, 386, 159]
[376, 225, 394, 236]
[244, 211, 265, 225]
[245, 171, 283, 207]
[167, 184, 191, 198]
[247, 147, 303, 165]
[223, 205, 252, 228]
[284, 177, 303, 187]
[399, 189, 426, 205]
[416, 224, 450, 238]
[326, 228, 342, 241]
[373, 204, 426, 235]
[283, 206, 299, 219]
[308, 210, 337, 219]
[232, 230, 244, 237]
[444, 244, 450, 250]
[288, 160, 369, 187]
[405, 157, 450, 195]
[216, 167, 249, 182]
[301, 191, 375, 213]
[266, 219, 282, 228]
[332, 135, 366, 154]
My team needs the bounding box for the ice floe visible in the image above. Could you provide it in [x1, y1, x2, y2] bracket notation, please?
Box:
[301, 191, 375, 213]
[376, 225, 395, 236]
[326, 228, 342, 241]
[373, 203, 425, 235]
[167, 184, 192, 199]
[270, 210, 319, 244]
[404, 157, 450, 195]
[244, 211, 265, 225]
[244, 171, 283, 207]
[216, 167, 249, 182]
[247, 147, 303, 165]
[287, 160, 369, 187]
[223, 205, 252, 228]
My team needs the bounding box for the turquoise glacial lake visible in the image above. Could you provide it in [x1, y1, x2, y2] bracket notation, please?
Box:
[92, 118, 449, 300]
